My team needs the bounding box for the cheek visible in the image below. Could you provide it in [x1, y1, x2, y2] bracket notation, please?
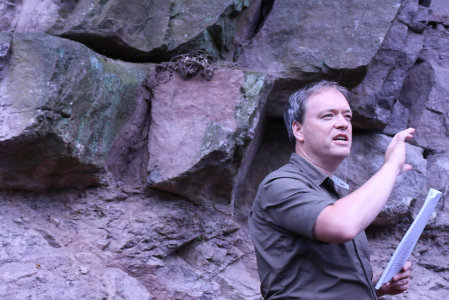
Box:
[307, 135, 327, 148]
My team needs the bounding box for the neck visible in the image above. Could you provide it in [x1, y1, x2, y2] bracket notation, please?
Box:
[295, 147, 340, 177]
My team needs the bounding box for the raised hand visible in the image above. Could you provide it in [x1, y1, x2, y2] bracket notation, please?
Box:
[384, 128, 415, 174]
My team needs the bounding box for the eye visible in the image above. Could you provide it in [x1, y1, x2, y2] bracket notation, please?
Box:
[344, 114, 352, 120]
[321, 113, 333, 119]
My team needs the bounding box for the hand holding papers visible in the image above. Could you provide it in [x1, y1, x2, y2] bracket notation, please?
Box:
[375, 188, 442, 290]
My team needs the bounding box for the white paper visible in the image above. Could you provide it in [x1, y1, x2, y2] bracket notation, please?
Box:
[375, 188, 442, 290]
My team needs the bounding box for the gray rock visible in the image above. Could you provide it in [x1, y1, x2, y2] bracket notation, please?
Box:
[0, 188, 259, 299]
[351, 14, 426, 129]
[0, 32, 151, 191]
[147, 69, 271, 205]
[429, 0, 449, 26]
[383, 101, 410, 135]
[419, 27, 449, 67]
[102, 268, 151, 300]
[237, 0, 400, 78]
[0, 0, 255, 61]
[0, 0, 449, 298]
[0, 192, 152, 300]
[242, 0, 404, 120]
[397, 0, 431, 33]
[398, 59, 449, 151]
[425, 153, 449, 227]
[234, 118, 293, 222]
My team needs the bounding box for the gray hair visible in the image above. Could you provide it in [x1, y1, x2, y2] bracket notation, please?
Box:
[284, 80, 351, 142]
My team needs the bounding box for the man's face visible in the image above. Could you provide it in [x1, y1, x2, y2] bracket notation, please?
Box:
[293, 87, 352, 168]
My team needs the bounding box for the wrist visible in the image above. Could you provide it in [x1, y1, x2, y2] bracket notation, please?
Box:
[381, 161, 401, 177]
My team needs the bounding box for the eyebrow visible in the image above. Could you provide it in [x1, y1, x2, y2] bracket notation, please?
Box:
[319, 108, 352, 114]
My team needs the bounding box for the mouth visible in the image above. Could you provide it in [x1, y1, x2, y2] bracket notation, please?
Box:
[333, 134, 349, 142]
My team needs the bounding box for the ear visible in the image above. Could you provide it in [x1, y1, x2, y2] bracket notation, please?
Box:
[292, 120, 304, 142]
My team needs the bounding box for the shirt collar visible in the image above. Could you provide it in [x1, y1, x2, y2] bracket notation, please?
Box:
[289, 152, 328, 186]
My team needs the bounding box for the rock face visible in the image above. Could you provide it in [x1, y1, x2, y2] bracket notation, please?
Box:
[234, 118, 292, 222]
[350, 1, 429, 129]
[245, 0, 404, 123]
[398, 29, 449, 151]
[429, 0, 449, 25]
[237, 0, 401, 78]
[0, 188, 259, 299]
[0, 0, 256, 61]
[0, 32, 150, 191]
[147, 68, 271, 205]
[0, 0, 448, 299]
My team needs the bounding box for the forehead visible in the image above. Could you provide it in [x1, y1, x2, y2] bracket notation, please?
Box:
[304, 87, 351, 113]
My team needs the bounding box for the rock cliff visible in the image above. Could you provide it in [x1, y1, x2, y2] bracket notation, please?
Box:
[0, 0, 448, 299]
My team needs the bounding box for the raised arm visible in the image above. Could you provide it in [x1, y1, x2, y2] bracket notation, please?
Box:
[314, 128, 416, 243]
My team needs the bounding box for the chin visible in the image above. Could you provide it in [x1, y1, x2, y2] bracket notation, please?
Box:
[333, 150, 351, 159]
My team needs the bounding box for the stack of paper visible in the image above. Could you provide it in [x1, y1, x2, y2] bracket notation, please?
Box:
[375, 188, 443, 289]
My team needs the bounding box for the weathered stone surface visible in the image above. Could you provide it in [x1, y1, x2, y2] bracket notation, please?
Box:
[155, 227, 260, 299]
[336, 133, 427, 225]
[147, 68, 271, 205]
[425, 153, 449, 227]
[0, 188, 259, 299]
[369, 226, 449, 300]
[0, 0, 255, 61]
[1, 0, 449, 298]
[397, 60, 449, 151]
[383, 101, 410, 135]
[397, 0, 431, 33]
[237, 0, 400, 78]
[350, 1, 428, 129]
[234, 118, 292, 222]
[419, 27, 449, 67]
[429, 0, 449, 25]
[238, 0, 404, 120]
[413, 24, 449, 156]
[0, 192, 152, 299]
[0, 32, 151, 191]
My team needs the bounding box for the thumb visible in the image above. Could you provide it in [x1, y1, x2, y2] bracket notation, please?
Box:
[401, 163, 413, 173]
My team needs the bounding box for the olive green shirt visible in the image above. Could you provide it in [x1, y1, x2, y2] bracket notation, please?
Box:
[248, 153, 377, 299]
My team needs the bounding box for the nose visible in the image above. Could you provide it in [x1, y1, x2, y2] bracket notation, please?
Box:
[335, 114, 350, 129]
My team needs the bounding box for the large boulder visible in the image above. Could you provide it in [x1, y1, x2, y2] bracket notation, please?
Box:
[395, 27, 449, 152]
[0, 0, 257, 61]
[0, 32, 151, 191]
[384, 26, 449, 149]
[396, 60, 449, 151]
[237, 0, 401, 79]
[336, 133, 427, 225]
[147, 67, 272, 205]
[350, 1, 430, 129]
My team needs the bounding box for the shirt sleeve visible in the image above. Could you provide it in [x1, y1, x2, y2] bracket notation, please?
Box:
[257, 176, 334, 239]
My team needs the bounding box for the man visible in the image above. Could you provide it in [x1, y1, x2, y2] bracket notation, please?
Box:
[248, 81, 412, 299]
